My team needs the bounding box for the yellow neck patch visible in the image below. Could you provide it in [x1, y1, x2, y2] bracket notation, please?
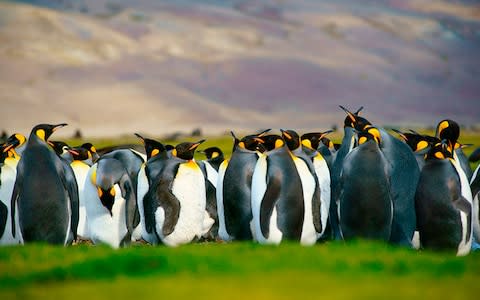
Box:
[171, 149, 178, 157]
[90, 165, 97, 185]
[416, 141, 428, 152]
[434, 151, 445, 159]
[301, 139, 313, 149]
[438, 121, 449, 136]
[36, 129, 46, 141]
[358, 136, 367, 145]
[211, 152, 219, 159]
[238, 142, 246, 149]
[151, 149, 160, 157]
[15, 134, 26, 146]
[275, 139, 284, 148]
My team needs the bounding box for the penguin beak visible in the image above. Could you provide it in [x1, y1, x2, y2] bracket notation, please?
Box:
[134, 133, 145, 144]
[320, 129, 334, 139]
[280, 129, 292, 140]
[189, 140, 205, 151]
[391, 129, 407, 141]
[257, 128, 271, 137]
[339, 105, 356, 122]
[52, 123, 68, 132]
[253, 137, 264, 144]
[68, 149, 80, 156]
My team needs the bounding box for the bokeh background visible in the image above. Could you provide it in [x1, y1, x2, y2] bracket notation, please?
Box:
[1, 0, 479, 137]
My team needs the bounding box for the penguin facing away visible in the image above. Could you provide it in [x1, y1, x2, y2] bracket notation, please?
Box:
[217, 130, 269, 241]
[251, 134, 304, 244]
[84, 157, 136, 248]
[415, 141, 472, 256]
[338, 127, 393, 241]
[143, 140, 212, 246]
[135, 133, 169, 244]
[11, 123, 79, 245]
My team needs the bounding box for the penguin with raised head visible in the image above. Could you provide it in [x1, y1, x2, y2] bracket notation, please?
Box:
[142, 140, 212, 246]
[337, 106, 419, 246]
[197, 147, 224, 240]
[217, 130, 269, 241]
[415, 141, 472, 255]
[338, 127, 393, 241]
[49, 140, 74, 163]
[10, 123, 79, 245]
[251, 134, 304, 244]
[281, 129, 326, 244]
[135, 133, 169, 244]
[84, 157, 137, 248]
[0, 134, 26, 245]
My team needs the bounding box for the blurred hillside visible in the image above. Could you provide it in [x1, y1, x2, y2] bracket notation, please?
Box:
[1, 0, 479, 137]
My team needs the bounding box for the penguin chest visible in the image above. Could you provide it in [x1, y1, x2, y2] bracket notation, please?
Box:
[71, 161, 91, 238]
[0, 163, 19, 244]
[159, 162, 206, 246]
[89, 185, 127, 248]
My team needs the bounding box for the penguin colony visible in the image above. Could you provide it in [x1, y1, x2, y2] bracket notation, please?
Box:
[1, 107, 479, 256]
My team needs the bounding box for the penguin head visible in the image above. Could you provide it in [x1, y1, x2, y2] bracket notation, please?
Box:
[435, 119, 460, 152]
[90, 162, 121, 217]
[31, 123, 67, 142]
[358, 127, 382, 146]
[48, 140, 71, 156]
[392, 129, 438, 152]
[339, 105, 371, 130]
[172, 140, 205, 160]
[70, 146, 91, 161]
[425, 141, 453, 161]
[135, 133, 166, 160]
[200, 147, 224, 160]
[301, 130, 334, 150]
[259, 134, 285, 152]
[80, 143, 100, 162]
[2, 133, 26, 157]
[232, 129, 270, 152]
[281, 129, 301, 151]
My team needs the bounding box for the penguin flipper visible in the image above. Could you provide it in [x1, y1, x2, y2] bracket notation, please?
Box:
[453, 196, 472, 215]
[155, 179, 181, 237]
[0, 202, 7, 238]
[63, 163, 79, 241]
[120, 174, 136, 237]
[10, 168, 22, 238]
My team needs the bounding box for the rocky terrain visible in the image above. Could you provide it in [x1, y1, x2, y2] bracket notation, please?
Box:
[1, 0, 479, 137]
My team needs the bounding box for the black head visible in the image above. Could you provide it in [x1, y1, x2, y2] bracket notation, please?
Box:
[172, 140, 205, 160]
[435, 119, 460, 151]
[79, 142, 99, 162]
[135, 133, 166, 160]
[30, 123, 67, 142]
[260, 134, 285, 152]
[48, 140, 71, 156]
[392, 129, 438, 152]
[2, 133, 26, 155]
[233, 129, 270, 152]
[280, 129, 300, 151]
[200, 147, 224, 160]
[357, 127, 382, 146]
[301, 130, 334, 150]
[69, 146, 91, 161]
[425, 141, 453, 161]
[97, 185, 116, 216]
[339, 106, 371, 130]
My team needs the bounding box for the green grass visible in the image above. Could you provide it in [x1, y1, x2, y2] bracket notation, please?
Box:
[0, 241, 479, 299]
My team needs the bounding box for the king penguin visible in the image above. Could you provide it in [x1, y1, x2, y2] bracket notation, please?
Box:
[338, 127, 393, 241]
[10, 123, 79, 245]
[251, 134, 304, 244]
[470, 164, 480, 248]
[135, 133, 169, 245]
[415, 141, 473, 256]
[141, 140, 212, 246]
[337, 106, 419, 246]
[280, 129, 325, 245]
[217, 130, 269, 241]
[84, 156, 137, 248]
[391, 129, 438, 170]
[197, 147, 224, 241]
[0, 134, 26, 245]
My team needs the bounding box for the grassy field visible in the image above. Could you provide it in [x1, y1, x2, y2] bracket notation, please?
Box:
[0, 241, 479, 300]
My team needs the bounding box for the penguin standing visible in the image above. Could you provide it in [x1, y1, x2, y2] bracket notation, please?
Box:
[338, 127, 393, 241]
[135, 133, 169, 245]
[0, 134, 26, 245]
[84, 157, 137, 248]
[141, 140, 212, 246]
[197, 147, 224, 241]
[471, 164, 480, 248]
[217, 130, 269, 241]
[415, 142, 472, 256]
[281, 129, 325, 245]
[337, 106, 419, 246]
[251, 134, 304, 244]
[10, 124, 79, 245]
